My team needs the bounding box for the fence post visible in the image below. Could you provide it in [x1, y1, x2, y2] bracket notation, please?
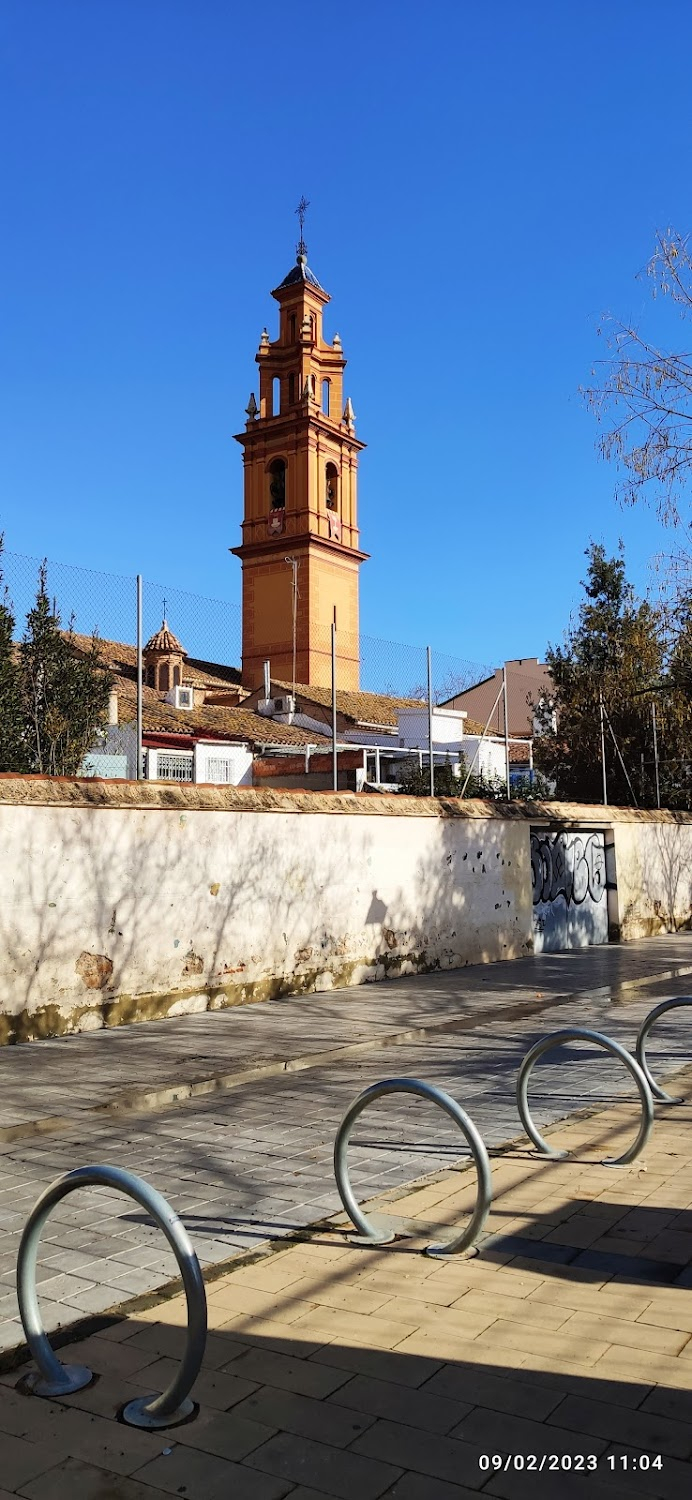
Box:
[503, 664, 510, 800]
[331, 613, 337, 792]
[427, 646, 434, 797]
[599, 690, 608, 805]
[136, 574, 143, 780]
[652, 700, 661, 810]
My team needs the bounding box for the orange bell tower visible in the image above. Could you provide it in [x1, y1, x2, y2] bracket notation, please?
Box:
[232, 203, 367, 689]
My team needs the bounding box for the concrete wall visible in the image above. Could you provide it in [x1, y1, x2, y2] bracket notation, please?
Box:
[0, 777, 690, 1044]
[609, 815, 692, 939]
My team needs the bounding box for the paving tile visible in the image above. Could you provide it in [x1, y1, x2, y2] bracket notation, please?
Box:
[380, 1476, 483, 1500]
[0, 1433, 71, 1491]
[234, 1382, 375, 1448]
[420, 1363, 565, 1421]
[134, 1445, 292, 1499]
[350, 1418, 486, 1489]
[592, 1343, 692, 1389]
[245, 1430, 402, 1499]
[558, 1310, 691, 1356]
[168, 1402, 275, 1461]
[484, 1467, 635, 1500]
[331, 1371, 472, 1434]
[134, 1354, 258, 1410]
[545, 1392, 692, 1460]
[229, 1346, 351, 1399]
[18, 1455, 163, 1499]
[639, 1385, 692, 1425]
[598, 1443, 692, 1500]
[453, 1404, 610, 1459]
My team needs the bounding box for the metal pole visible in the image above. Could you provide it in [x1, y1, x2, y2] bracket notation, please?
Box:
[459, 681, 505, 798]
[599, 690, 607, 805]
[652, 701, 661, 809]
[136, 574, 143, 780]
[331, 613, 337, 792]
[502, 664, 511, 800]
[427, 646, 434, 797]
[285, 557, 298, 699]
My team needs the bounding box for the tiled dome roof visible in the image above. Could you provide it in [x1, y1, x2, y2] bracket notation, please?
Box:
[143, 620, 185, 655]
[275, 254, 325, 293]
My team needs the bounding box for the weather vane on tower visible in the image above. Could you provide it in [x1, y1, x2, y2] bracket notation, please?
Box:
[295, 195, 309, 258]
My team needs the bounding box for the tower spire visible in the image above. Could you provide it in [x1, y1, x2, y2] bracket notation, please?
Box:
[295, 195, 309, 259]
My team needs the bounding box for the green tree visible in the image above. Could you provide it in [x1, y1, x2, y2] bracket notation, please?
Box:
[397, 752, 551, 801]
[18, 562, 113, 776]
[652, 599, 692, 809]
[0, 542, 24, 771]
[533, 544, 665, 806]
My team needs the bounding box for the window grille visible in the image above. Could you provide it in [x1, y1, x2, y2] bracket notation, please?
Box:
[205, 758, 235, 784]
[157, 753, 194, 782]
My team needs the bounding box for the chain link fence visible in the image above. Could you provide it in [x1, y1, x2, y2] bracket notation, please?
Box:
[1, 547, 494, 699]
[1, 547, 523, 790]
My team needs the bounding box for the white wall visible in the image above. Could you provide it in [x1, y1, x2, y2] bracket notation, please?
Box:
[462, 735, 506, 782]
[611, 818, 692, 937]
[0, 784, 532, 1040]
[397, 707, 467, 749]
[194, 742, 253, 787]
[1, 782, 690, 1043]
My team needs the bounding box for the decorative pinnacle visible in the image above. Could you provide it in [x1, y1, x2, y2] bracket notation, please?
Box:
[245, 392, 258, 421]
[295, 195, 309, 259]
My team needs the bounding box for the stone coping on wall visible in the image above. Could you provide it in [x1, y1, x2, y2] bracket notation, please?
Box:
[1, 772, 691, 825]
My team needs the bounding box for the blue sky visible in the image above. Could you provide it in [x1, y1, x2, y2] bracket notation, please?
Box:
[1, 0, 690, 671]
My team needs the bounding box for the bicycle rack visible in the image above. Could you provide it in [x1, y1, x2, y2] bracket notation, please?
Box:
[517, 1027, 654, 1167]
[16, 1164, 207, 1430]
[636, 996, 692, 1105]
[334, 1077, 493, 1258]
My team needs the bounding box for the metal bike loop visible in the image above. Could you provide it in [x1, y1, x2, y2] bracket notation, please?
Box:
[334, 1077, 492, 1258]
[636, 996, 692, 1104]
[16, 1164, 207, 1429]
[517, 1027, 654, 1167]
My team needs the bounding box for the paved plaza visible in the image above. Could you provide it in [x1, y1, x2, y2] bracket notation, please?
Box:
[0, 937, 691, 1360]
[1, 1077, 691, 1497]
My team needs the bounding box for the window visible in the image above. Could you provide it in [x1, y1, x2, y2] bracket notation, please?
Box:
[288, 373, 296, 405]
[173, 665, 180, 687]
[272, 376, 280, 416]
[206, 757, 235, 783]
[159, 663, 170, 692]
[157, 752, 194, 782]
[310, 314, 316, 341]
[289, 314, 296, 342]
[310, 374, 316, 397]
[268, 458, 286, 508]
[326, 462, 339, 510]
[146, 665, 155, 687]
[322, 378, 330, 416]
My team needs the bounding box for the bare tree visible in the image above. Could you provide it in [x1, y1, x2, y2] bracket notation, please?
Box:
[584, 229, 692, 528]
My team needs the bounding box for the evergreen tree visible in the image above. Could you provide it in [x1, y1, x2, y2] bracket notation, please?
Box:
[19, 562, 113, 776]
[0, 542, 24, 771]
[533, 544, 665, 805]
[654, 600, 692, 808]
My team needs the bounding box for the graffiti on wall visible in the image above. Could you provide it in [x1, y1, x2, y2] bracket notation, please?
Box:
[531, 831, 606, 908]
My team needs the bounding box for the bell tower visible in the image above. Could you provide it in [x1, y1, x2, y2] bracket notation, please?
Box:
[232, 203, 367, 689]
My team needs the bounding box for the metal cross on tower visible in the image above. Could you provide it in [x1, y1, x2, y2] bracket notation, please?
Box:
[295, 195, 309, 257]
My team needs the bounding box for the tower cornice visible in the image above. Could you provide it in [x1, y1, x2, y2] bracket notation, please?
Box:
[233, 414, 366, 452]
